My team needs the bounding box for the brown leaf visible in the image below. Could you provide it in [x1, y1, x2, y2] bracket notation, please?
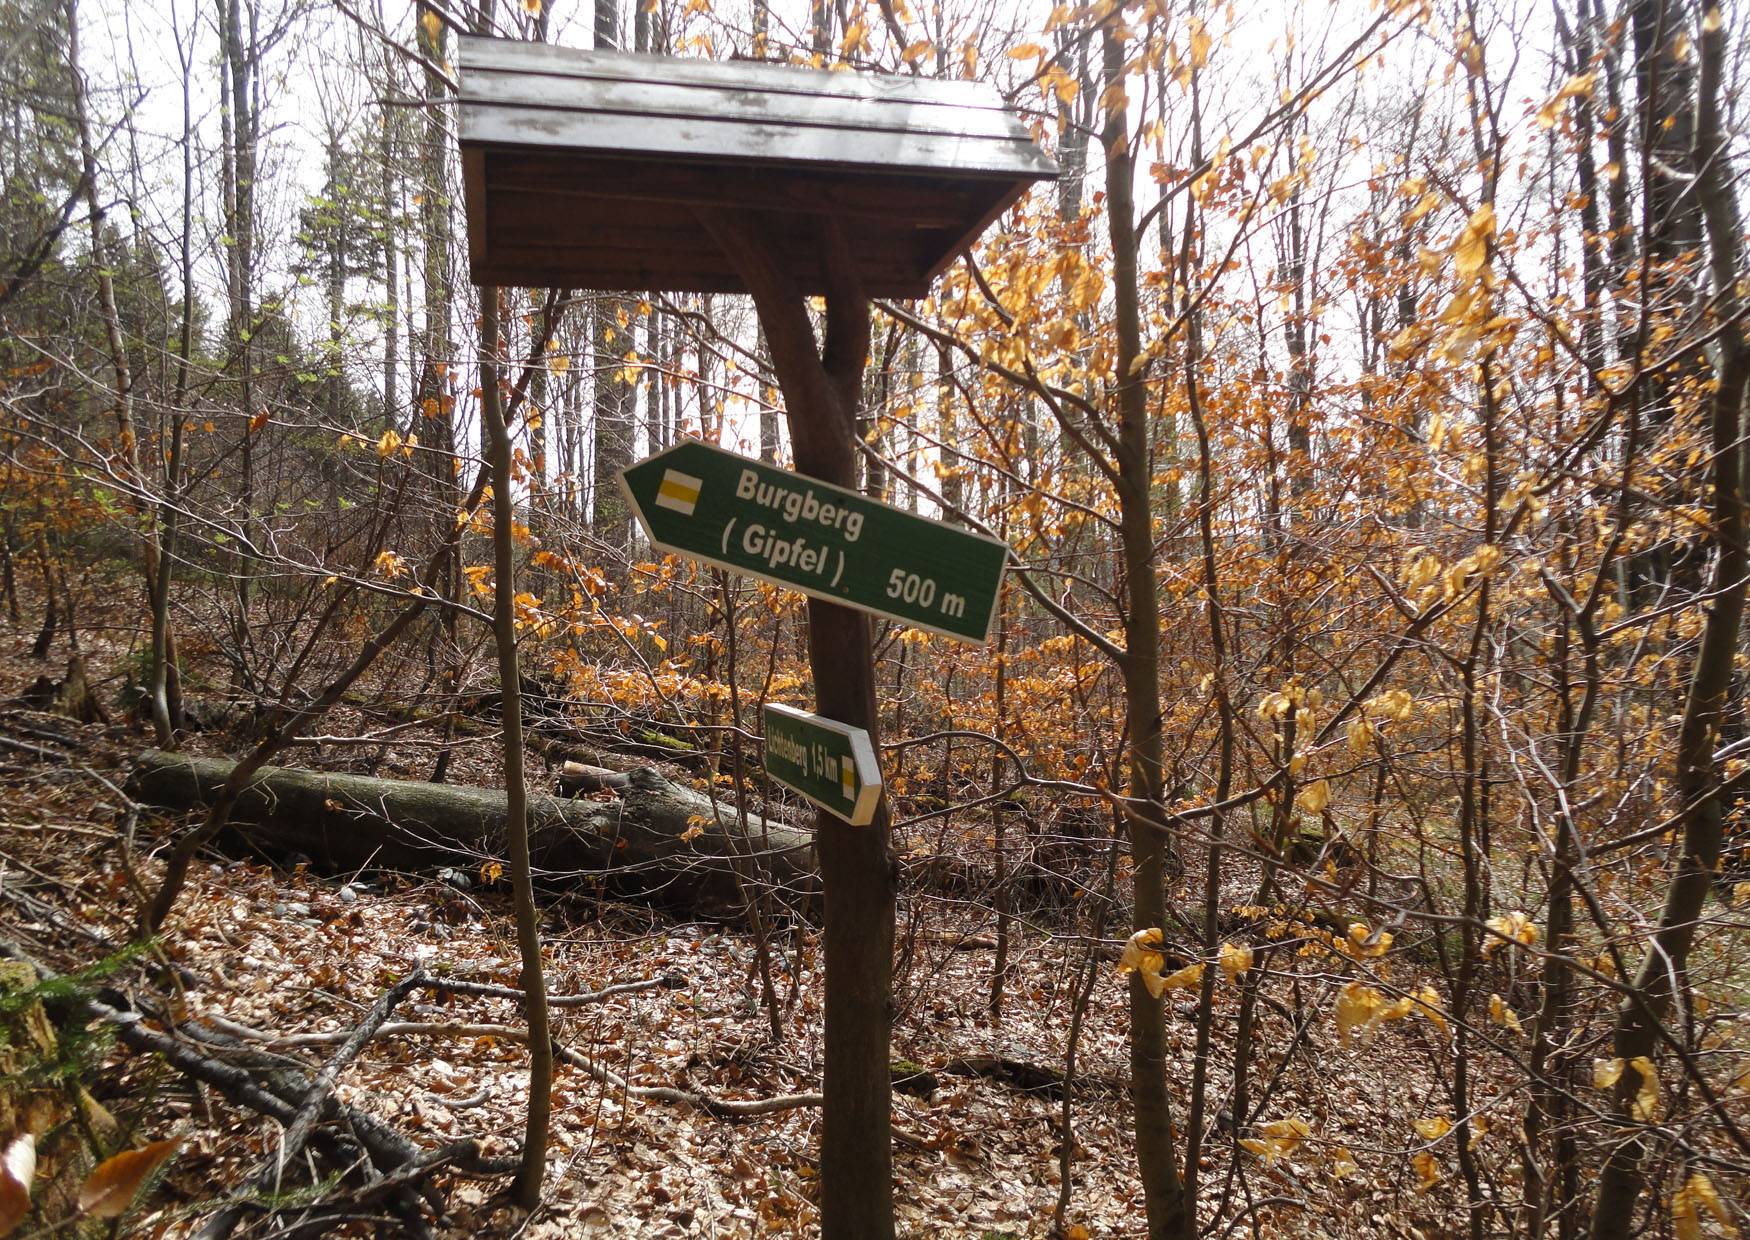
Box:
[77, 1137, 182, 1220]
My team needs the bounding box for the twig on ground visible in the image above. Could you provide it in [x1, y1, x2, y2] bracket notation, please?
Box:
[0, 733, 69, 762]
[194, 968, 430, 1240]
[213, 1008, 828, 1121]
[428, 971, 687, 1008]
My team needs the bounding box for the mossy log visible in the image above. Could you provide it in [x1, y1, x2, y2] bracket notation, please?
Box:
[127, 749, 816, 911]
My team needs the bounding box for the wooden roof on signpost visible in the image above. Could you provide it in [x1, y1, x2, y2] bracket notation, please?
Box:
[456, 36, 1056, 296]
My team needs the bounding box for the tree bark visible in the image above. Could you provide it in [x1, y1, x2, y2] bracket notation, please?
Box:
[478, 284, 552, 1207]
[1101, 16, 1191, 1239]
[378, 34, 399, 428]
[67, 0, 174, 742]
[220, 0, 259, 636]
[127, 749, 818, 910]
[1588, 11, 1748, 1236]
[588, 0, 636, 546]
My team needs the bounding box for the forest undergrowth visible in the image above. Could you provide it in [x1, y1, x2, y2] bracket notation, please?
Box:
[0, 578, 1594, 1239]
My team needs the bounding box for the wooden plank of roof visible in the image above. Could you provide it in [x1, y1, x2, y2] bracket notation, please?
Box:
[483, 198, 940, 270]
[474, 163, 1023, 293]
[457, 36, 1002, 113]
[918, 179, 1034, 285]
[462, 67, 1025, 144]
[461, 105, 1054, 179]
[461, 146, 488, 269]
[456, 38, 1054, 293]
[471, 260, 748, 293]
[471, 256, 930, 298]
[484, 152, 983, 224]
[490, 238, 921, 274]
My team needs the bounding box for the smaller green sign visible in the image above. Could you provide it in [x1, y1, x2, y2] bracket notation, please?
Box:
[762, 703, 882, 827]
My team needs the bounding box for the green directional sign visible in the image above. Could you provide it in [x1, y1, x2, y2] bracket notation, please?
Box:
[618, 438, 1008, 643]
[763, 703, 882, 826]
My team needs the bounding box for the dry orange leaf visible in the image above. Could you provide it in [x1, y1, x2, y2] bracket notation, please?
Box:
[1116, 929, 1205, 998]
[1673, 1171, 1738, 1240]
[1240, 1116, 1311, 1164]
[1489, 993, 1524, 1034]
[1413, 1115, 1452, 1141]
[1218, 941, 1253, 979]
[1627, 1056, 1661, 1122]
[1336, 981, 1383, 1046]
[78, 1137, 181, 1220]
[1452, 202, 1496, 281]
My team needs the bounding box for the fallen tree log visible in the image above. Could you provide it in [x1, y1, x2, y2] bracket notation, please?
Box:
[555, 759, 631, 797]
[127, 749, 816, 911]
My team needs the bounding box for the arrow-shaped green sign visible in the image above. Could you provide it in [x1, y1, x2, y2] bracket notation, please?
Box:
[618, 439, 1007, 643]
[763, 703, 881, 826]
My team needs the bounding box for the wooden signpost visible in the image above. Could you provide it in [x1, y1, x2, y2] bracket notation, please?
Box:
[457, 35, 1053, 1240]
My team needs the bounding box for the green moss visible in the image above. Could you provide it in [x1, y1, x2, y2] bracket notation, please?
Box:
[639, 727, 697, 752]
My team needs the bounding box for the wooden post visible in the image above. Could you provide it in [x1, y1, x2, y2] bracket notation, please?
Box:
[699, 208, 895, 1240]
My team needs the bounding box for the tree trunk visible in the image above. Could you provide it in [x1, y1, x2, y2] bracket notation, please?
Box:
[478, 283, 552, 1207]
[1588, 15, 1748, 1235]
[67, 0, 172, 740]
[379, 45, 398, 428]
[127, 749, 818, 911]
[589, 0, 635, 546]
[1101, 16, 1191, 1239]
[220, 0, 258, 635]
[0, 509, 18, 623]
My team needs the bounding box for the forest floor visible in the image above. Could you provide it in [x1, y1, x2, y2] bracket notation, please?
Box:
[0, 594, 1480, 1239]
